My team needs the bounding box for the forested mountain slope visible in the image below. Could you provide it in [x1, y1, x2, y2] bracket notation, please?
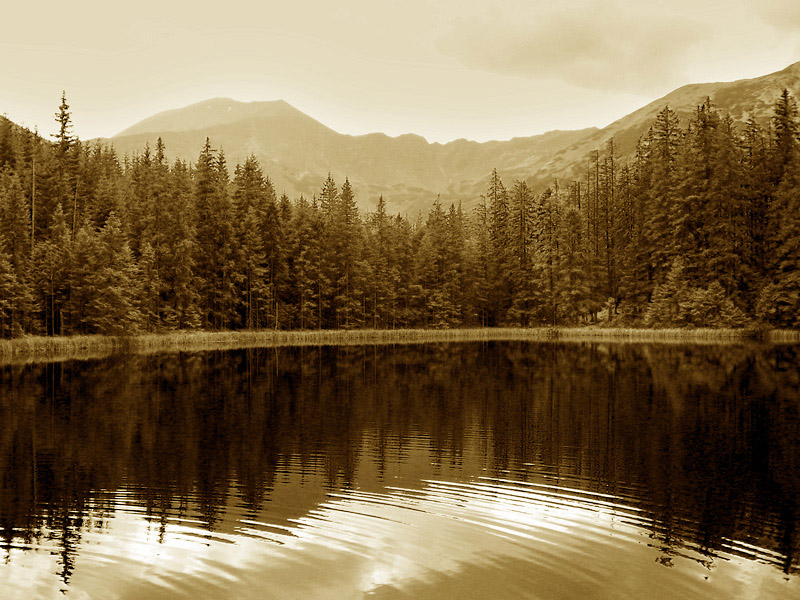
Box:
[542, 60, 800, 186]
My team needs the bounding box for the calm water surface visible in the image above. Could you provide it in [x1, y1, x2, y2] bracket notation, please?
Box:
[1, 342, 798, 599]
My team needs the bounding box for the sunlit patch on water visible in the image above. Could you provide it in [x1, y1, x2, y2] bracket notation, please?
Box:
[2, 476, 797, 600]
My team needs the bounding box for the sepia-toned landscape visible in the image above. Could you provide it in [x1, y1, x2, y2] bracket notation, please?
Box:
[1, 1, 799, 598]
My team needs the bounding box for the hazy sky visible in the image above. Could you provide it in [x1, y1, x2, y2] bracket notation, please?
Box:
[3, 0, 800, 143]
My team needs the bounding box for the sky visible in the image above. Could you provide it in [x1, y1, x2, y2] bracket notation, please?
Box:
[2, 0, 800, 143]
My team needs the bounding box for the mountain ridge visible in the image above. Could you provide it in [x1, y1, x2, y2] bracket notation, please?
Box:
[104, 60, 800, 214]
[116, 96, 590, 147]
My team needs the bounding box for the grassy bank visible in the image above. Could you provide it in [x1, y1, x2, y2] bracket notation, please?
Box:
[1, 327, 798, 365]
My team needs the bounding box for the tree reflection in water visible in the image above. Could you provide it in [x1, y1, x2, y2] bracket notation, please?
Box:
[0, 342, 798, 591]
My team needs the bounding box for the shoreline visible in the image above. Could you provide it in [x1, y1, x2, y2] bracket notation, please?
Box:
[1, 327, 799, 365]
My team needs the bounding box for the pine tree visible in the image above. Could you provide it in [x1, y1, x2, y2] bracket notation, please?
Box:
[138, 241, 159, 331]
[273, 192, 293, 328]
[367, 195, 392, 328]
[53, 92, 75, 156]
[443, 202, 467, 325]
[233, 155, 279, 327]
[239, 206, 269, 328]
[0, 172, 34, 332]
[28, 133, 62, 245]
[555, 205, 591, 323]
[0, 172, 31, 273]
[194, 140, 237, 329]
[319, 173, 338, 217]
[52, 92, 80, 230]
[64, 222, 99, 334]
[647, 106, 682, 280]
[486, 169, 512, 324]
[758, 151, 800, 327]
[671, 100, 722, 284]
[772, 89, 799, 183]
[0, 117, 16, 171]
[507, 180, 538, 325]
[332, 178, 365, 328]
[645, 258, 690, 327]
[620, 135, 656, 316]
[470, 195, 493, 326]
[0, 243, 18, 337]
[32, 204, 71, 335]
[598, 139, 620, 305]
[288, 196, 325, 329]
[741, 117, 772, 300]
[88, 213, 143, 334]
[159, 160, 200, 330]
[413, 196, 451, 327]
[533, 186, 560, 325]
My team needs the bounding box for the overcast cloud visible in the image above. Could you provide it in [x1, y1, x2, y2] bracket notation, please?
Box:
[756, 0, 800, 32]
[436, 5, 704, 93]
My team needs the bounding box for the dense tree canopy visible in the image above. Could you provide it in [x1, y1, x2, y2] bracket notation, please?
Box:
[0, 91, 799, 337]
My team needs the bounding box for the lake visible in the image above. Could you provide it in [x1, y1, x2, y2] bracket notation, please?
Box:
[1, 341, 798, 599]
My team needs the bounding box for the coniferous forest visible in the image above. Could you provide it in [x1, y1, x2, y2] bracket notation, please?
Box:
[1, 91, 799, 338]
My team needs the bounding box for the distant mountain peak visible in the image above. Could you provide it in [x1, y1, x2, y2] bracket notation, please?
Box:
[114, 97, 309, 138]
[106, 60, 800, 215]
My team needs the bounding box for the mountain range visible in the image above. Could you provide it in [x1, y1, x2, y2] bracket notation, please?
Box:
[105, 61, 800, 215]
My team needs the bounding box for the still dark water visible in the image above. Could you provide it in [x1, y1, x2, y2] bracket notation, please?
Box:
[1, 342, 799, 599]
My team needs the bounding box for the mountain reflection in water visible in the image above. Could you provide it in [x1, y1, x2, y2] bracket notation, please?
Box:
[0, 342, 798, 599]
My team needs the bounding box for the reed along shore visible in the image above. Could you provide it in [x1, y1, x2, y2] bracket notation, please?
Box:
[2, 327, 799, 365]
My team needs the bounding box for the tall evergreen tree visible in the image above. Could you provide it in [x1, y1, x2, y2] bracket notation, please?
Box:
[0, 117, 16, 171]
[0, 242, 19, 337]
[233, 155, 280, 327]
[647, 106, 682, 281]
[555, 205, 591, 323]
[194, 140, 237, 329]
[486, 169, 512, 325]
[772, 89, 799, 183]
[32, 204, 70, 335]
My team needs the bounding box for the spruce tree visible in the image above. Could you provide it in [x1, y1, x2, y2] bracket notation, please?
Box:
[507, 180, 538, 325]
[741, 117, 772, 299]
[32, 204, 71, 335]
[232, 155, 279, 327]
[333, 178, 365, 328]
[0, 243, 18, 337]
[647, 106, 682, 281]
[367, 195, 392, 328]
[0, 172, 31, 273]
[0, 117, 16, 171]
[772, 89, 799, 183]
[470, 195, 493, 326]
[555, 205, 591, 323]
[53, 91, 75, 155]
[86, 213, 142, 334]
[238, 206, 269, 329]
[486, 169, 512, 324]
[194, 140, 237, 329]
[65, 222, 99, 334]
[138, 241, 160, 331]
[645, 258, 690, 327]
[758, 151, 800, 327]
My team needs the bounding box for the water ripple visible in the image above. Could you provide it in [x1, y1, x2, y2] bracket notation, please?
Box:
[0, 476, 797, 599]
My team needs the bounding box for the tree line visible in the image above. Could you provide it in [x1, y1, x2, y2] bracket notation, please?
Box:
[0, 91, 799, 337]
